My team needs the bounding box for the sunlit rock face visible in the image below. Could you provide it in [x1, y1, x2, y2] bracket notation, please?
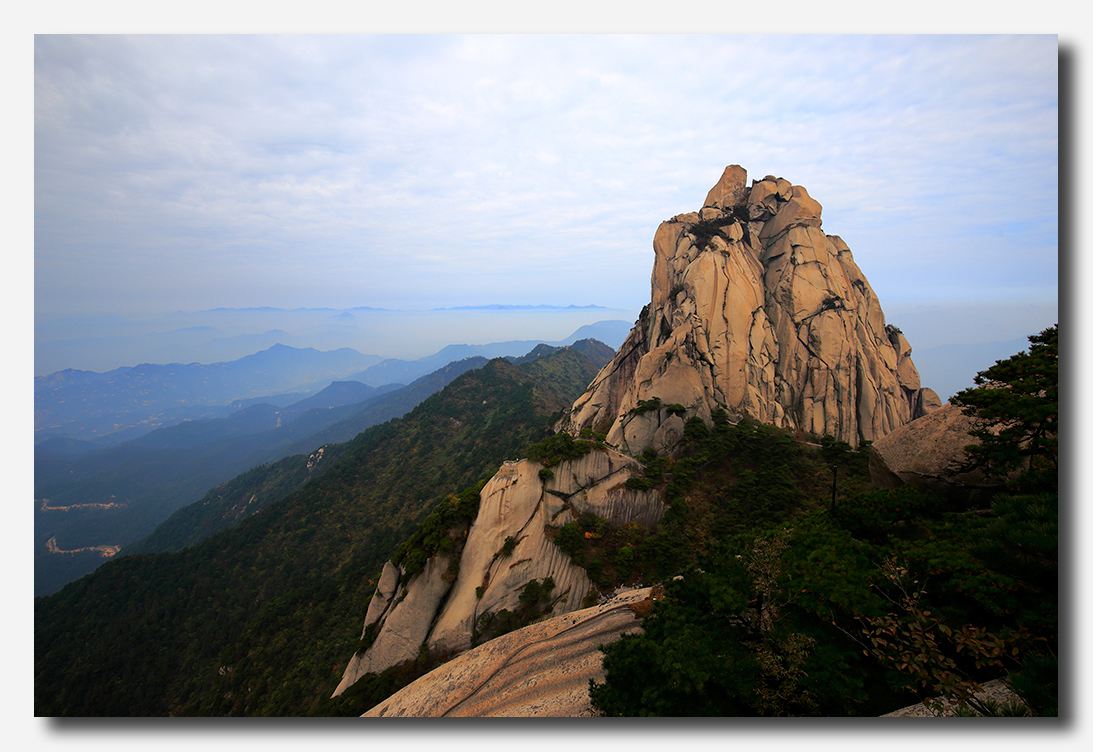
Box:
[332, 447, 662, 697]
[561, 165, 938, 452]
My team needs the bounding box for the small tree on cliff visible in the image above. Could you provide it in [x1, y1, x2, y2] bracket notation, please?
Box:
[950, 324, 1058, 487]
[820, 436, 852, 513]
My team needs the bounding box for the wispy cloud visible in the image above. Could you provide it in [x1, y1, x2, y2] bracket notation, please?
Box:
[35, 34, 1057, 320]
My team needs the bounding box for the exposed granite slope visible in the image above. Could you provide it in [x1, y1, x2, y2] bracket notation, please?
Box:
[364, 587, 653, 717]
[333, 448, 661, 696]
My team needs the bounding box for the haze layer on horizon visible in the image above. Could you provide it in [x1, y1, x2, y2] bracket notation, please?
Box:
[35, 35, 1058, 383]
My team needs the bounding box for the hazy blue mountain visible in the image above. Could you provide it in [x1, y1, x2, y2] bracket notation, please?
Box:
[33, 356, 487, 595]
[432, 304, 607, 311]
[34, 343, 614, 716]
[228, 391, 311, 410]
[348, 320, 630, 387]
[35, 343, 383, 442]
[279, 381, 401, 421]
[558, 320, 631, 349]
[129, 359, 492, 556]
[286, 357, 489, 451]
[34, 436, 99, 460]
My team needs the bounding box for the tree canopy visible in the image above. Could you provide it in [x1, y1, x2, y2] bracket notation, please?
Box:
[950, 324, 1058, 487]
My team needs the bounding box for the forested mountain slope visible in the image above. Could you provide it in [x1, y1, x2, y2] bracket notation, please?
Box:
[35, 343, 611, 716]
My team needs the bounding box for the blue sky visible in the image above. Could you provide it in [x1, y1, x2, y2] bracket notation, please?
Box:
[35, 34, 1057, 329]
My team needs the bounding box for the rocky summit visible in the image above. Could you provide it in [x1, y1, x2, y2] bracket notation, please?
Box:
[561, 165, 939, 452]
[334, 165, 941, 703]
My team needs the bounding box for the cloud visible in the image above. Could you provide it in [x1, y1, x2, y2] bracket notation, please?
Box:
[35, 34, 1058, 317]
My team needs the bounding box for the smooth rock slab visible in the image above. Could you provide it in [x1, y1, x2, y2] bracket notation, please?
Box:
[364, 587, 654, 717]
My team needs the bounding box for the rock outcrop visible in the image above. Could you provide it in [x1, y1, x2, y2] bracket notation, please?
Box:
[871, 403, 995, 490]
[561, 165, 937, 452]
[333, 447, 662, 697]
[363, 587, 654, 717]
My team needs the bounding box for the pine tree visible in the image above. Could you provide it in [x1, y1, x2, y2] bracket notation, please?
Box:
[950, 325, 1057, 487]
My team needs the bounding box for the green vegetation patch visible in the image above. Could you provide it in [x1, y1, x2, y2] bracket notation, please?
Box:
[628, 397, 662, 416]
[526, 432, 601, 468]
[391, 482, 485, 578]
[590, 329, 1059, 717]
[35, 346, 608, 717]
[473, 577, 557, 645]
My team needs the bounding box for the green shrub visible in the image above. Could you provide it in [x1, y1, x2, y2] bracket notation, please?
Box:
[553, 522, 583, 557]
[526, 433, 599, 467]
[688, 216, 732, 249]
[629, 397, 662, 416]
[474, 577, 557, 645]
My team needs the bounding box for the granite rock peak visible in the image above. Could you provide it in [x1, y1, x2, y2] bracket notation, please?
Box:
[560, 165, 938, 452]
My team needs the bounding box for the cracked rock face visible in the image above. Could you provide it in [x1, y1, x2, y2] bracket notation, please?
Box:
[333, 447, 662, 697]
[561, 165, 937, 451]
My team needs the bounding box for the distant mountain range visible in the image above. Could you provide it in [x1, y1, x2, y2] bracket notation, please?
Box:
[35, 344, 383, 442]
[203, 306, 390, 313]
[346, 320, 631, 387]
[203, 304, 609, 312]
[131, 342, 613, 557]
[34, 336, 620, 595]
[432, 304, 608, 311]
[33, 355, 493, 595]
[35, 321, 633, 444]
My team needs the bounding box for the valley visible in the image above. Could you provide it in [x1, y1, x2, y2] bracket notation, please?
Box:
[33, 327, 622, 595]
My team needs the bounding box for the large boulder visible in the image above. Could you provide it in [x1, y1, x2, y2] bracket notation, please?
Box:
[870, 403, 996, 490]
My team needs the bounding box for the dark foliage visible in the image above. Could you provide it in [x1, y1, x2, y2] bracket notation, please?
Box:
[590, 335, 1059, 717]
[950, 324, 1058, 486]
[526, 432, 600, 467]
[473, 577, 557, 645]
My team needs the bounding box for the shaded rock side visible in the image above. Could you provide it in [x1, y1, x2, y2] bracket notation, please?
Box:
[334, 447, 662, 697]
[561, 165, 937, 451]
[364, 587, 654, 717]
[871, 402, 996, 490]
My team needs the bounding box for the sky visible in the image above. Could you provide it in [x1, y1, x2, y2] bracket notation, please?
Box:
[33, 34, 1058, 374]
